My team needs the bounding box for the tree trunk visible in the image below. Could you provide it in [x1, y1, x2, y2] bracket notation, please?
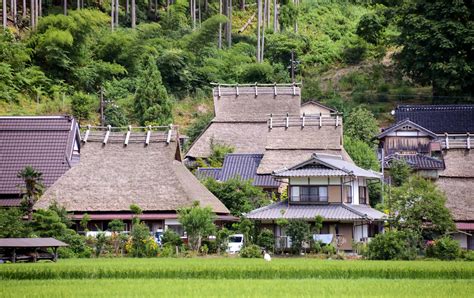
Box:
[226, 0, 231, 47]
[30, 0, 34, 27]
[63, 0, 67, 15]
[257, 0, 261, 62]
[111, 0, 114, 30]
[293, 0, 297, 33]
[238, 12, 254, 33]
[76, 0, 79, 9]
[273, 0, 277, 32]
[38, 0, 41, 17]
[115, 0, 119, 27]
[131, 0, 135, 28]
[22, 0, 26, 18]
[3, 0, 7, 28]
[239, 0, 243, 10]
[198, 0, 201, 27]
[34, 0, 38, 26]
[125, 0, 129, 14]
[218, 0, 222, 49]
[261, 0, 265, 61]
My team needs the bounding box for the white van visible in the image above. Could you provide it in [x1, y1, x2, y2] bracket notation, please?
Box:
[227, 234, 244, 254]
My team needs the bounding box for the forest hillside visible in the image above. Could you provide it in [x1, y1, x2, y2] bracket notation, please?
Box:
[1, 0, 472, 131]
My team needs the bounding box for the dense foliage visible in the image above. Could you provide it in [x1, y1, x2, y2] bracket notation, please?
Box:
[203, 178, 269, 217]
[178, 201, 216, 251]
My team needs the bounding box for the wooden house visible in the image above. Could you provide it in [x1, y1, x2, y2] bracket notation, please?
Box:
[377, 105, 474, 250]
[36, 125, 233, 234]
[0, 116, 80, 207]
[247, 153, 385, 252]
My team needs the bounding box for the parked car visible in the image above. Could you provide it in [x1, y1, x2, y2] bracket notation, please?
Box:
[227, 234, 244, 254]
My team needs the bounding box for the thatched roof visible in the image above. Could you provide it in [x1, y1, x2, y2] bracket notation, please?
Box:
[186, 121, 269, 158]
[37, 127, 229, 214]
[213, 86, 301, 121]
[186, 86, 302, 158]
[439, 149, 474, 178]
[257, 117, 345, 174]
[436, 177, 474, 221]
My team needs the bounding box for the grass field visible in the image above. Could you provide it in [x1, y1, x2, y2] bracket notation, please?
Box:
[1, 258, 473, 297]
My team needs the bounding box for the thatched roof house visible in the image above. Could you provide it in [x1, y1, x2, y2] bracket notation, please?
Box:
[186, 84, 301, 158]
[37, 126, 231, 230]
[257, 114, 349, 174]
[0, 116, 80, 207]
[436, 149, 474, 223]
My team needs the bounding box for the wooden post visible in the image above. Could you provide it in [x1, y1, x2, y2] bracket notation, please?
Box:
[11, 248, 16, 263]
[53, 247, 58, 262]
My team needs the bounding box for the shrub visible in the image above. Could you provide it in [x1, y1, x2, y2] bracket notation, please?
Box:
[240, 244, 262, 258]
[463, 250, 474, 261]
[161, 229, 183, 247]
[322, 244, 336, 255]
[127, 222, 152, 257]
[426, 237, 461, 260]
[257, 229, 275, 252]
[366, 231, 417, 260]
[309, 240, 322, 254]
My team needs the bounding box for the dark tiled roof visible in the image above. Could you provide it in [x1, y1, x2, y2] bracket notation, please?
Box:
[195, 168, 222, 180]
[395, 105, 474, 133]
[0, 116, 79, 203]
[220, 154, 280, 188]
[384, 153, 445, 170]
[246, 202, 386, 221]
[196, 154, 280, 188]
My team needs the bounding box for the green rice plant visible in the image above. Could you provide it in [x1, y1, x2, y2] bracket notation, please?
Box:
[0, 258, 473, 280]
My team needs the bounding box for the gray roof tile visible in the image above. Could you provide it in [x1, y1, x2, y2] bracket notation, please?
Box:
[246, 202, 386, 221]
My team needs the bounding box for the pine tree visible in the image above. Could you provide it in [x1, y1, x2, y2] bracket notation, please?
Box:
[133, 55, 172, 126]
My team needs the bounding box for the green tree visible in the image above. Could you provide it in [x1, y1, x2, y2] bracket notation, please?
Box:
[71, 92, 97, 123]
[387, 176, 455, 240]
[344, 107, 379, 145]
[178, 201, 216, 252]
[185, 112, 213, 148]
[388, 158, 411, 187]
[356, 12, 387, 45]
[204, 178, 269, 217]
[133, 55, 173, 126]
[286, 220, 311, 254]
[80, 213, 91, 232]
[17, 166, 45, 222]
[343, 137, 380, 171]
[257, 228, 275, 251]
[206, 141, 234, 168]
[0, 208, 30, 238]
[395, 0, 474, 96]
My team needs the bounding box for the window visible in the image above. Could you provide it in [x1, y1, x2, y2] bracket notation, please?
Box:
[291, 186, 328, 203]
[359, 186, 367, 204]
[346, 186, 352, 203]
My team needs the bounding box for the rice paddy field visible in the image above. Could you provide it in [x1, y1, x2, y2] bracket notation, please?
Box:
[1, 258, 473, 297]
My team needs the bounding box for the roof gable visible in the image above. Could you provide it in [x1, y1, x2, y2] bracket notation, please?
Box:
[274, 153, 381, 179]
[377, 119, 438, 139]
[300, 100, 337, 114]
